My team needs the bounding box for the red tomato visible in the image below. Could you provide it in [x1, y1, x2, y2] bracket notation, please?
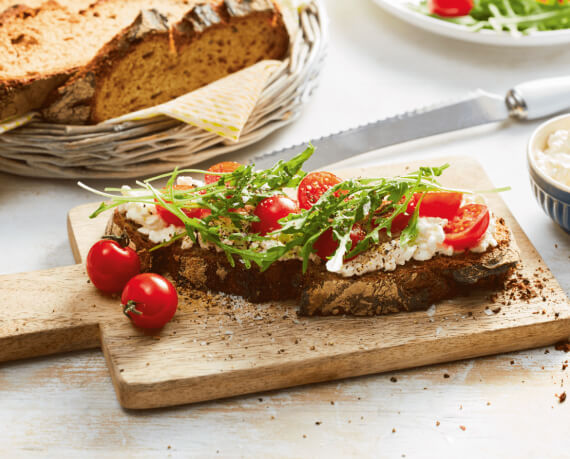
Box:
[297, 171, 343, 210]
[444, 204, 490, 250]
[251, 196, 300, 235]
[86, 239, 140, 294]
[204, 161, 241, 184]
[417, 192, 463, 220]
[428, 0, 473, 17]
[314, 224, 366, 261]
[156, 184, 211, 227]
[121, 273, 178, 329]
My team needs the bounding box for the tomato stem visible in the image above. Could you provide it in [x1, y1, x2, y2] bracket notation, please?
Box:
[102, 233, 130, 248]
[122, 300, 142, 317]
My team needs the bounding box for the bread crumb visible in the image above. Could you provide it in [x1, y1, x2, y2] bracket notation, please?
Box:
[436, 421, 440, 427]
[459, 425, 466, 431]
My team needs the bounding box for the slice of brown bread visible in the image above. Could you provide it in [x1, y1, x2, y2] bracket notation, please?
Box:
[106, 210, 520, 316]
[42, 0, 289, 124]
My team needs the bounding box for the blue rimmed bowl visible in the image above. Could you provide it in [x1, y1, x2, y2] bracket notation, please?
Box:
[527, 113, 570, 233]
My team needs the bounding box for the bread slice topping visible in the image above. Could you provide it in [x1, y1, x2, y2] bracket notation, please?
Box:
[82, 146, 520, 315]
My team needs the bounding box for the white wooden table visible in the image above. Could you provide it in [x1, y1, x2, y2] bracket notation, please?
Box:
[1, 1, 569, 456]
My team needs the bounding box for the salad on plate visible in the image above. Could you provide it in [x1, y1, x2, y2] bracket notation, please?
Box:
[414, 0, 570, 36]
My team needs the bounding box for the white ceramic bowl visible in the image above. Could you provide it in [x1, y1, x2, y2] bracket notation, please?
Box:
[527, 113, 570, 233]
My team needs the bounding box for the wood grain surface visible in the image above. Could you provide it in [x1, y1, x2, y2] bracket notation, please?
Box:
[1, 157, 569, 410]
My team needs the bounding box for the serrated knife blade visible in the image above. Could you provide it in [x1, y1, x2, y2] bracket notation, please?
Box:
[249, 76, 570, 171]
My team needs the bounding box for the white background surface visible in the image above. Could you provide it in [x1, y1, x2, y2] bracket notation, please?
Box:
[1, 0, 570, 457]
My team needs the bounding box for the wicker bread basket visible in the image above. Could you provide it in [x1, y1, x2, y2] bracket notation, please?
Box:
[0, 1, 326, 179]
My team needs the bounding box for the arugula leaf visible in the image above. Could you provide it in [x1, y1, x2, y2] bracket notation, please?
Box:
[79, 148, 462, 274]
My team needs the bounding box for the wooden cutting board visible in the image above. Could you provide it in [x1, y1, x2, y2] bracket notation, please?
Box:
[2, 157, 569, 409]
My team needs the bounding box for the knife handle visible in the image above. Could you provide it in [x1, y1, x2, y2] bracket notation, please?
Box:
[507, 76, 570, 121]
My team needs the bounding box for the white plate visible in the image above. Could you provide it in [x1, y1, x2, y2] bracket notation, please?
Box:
[373, 0, 570, 47]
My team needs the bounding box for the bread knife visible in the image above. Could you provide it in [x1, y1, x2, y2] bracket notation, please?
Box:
[250, 76, 570, 171]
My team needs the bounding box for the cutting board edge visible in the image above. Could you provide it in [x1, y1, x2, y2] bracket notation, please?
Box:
[110, 316, 570, 409]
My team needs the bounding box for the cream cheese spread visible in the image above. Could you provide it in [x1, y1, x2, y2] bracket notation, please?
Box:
[117, 186, 184, 244]
[534, 129, 570, 189]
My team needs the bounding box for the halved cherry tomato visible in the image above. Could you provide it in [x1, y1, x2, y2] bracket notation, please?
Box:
[428, 0, 473, 17]
[313, 224, 366, 261]
[121, 273, 178, 329]
[251, 195, 300, 235]
[86, 238, 140, 294]
[205, 161, 241, 184]
[417, 192, 463, 220]
[444, 203, 490, 250]
[155, 184, 211, 227]
[297, 171, 343, 210]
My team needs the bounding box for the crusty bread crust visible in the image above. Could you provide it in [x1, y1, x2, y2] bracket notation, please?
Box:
[107, 209, 520, 316]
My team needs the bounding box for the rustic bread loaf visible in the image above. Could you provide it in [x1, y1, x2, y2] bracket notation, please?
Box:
[0, 0, 287, 123]
[107, 210, 520, 316]
[0, 2, 77, 121]
[43, 0, 289, 124]
[0, 0, 198, 122]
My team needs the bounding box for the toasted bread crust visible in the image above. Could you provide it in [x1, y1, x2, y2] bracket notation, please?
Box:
[107, 210, 520, 316]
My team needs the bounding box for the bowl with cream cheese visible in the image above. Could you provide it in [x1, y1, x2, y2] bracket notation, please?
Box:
[528, 113, 570, 232]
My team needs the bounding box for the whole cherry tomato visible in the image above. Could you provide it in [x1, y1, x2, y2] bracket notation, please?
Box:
[444, 203, 490, 250]
[313, 224, 366, 261]
[121, 273, 178, 329]
[155, 184, 211, 227]
[297, 171, 343, 210]
[204, 161, 241, 184]
[251, 195, 300, 235]
[86, 237, 140, 294]
[428, 0, 473, 17]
